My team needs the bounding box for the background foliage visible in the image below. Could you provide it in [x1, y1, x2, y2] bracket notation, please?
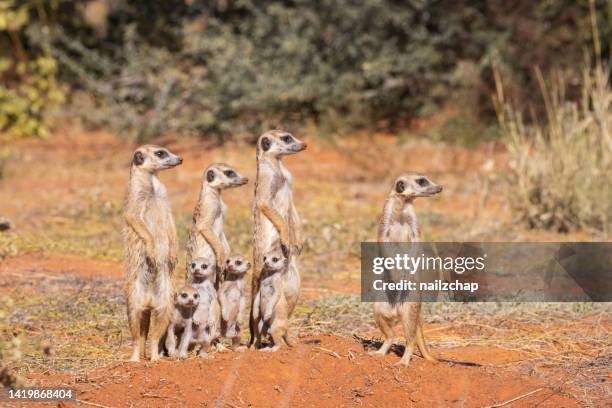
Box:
[0, 0, 610, 141]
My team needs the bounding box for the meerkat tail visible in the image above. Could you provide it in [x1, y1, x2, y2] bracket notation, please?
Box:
[416, 323, 437, 362]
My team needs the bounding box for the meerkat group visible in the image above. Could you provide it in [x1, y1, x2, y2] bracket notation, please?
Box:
[123, 132, 442, 367]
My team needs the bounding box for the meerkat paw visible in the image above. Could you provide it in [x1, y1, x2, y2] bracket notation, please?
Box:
[394, 358, 411, 367]
[234, 346, 247, 352]
[178, 352, 189, 360]
[150, 354, 161, 362]
[368, 349, 386, 357]
[260, 345, 280, 353]
[215, 343, 230, 353]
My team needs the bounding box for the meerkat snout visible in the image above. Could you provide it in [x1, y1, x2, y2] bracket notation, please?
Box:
[394, 173, 442, 199]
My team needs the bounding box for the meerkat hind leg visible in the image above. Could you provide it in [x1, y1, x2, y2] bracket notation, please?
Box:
[148, 309, 169, 361]
[369, 312, 394, 357]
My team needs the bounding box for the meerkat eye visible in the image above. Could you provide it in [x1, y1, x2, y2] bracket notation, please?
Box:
[181, 293, 188, 298]
[202, 264, 208, 269]
[416, 177, 429, 187]
[281, 135, 293, 143]
[194, 293, 199, 299]
[224, 170, 237, 178]
[191, 263, 196, 269]
[226, 259, 230, 264]
[236, 260, 242, 266]
[396, 180, 405, 193]
[263, 256, 267, 262]
[272, 257, 279, 263]
[155, 150, 168, 158]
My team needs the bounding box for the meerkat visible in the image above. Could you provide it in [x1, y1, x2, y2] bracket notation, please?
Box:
[252, 247, 290, 352]
[218, 254, 250, 350]
[250, 130, 306, 347]
[188, 257, 221, 358]
[124, 144, 182, 362]
[165, 286, 200, 359]
[186, 163, 248, 288]
[371, 173, 442, 366]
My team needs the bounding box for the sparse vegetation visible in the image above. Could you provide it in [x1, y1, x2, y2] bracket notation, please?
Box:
[496, 59, 611, 233]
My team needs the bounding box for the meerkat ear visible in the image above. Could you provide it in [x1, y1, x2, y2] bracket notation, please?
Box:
[395, 180, 405, 193]
[261, 137, 271, 151]
[133, 151, 144, 166]
[206, 170, 215, 182]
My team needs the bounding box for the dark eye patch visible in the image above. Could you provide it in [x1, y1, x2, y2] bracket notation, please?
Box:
[396, 180, 405, 193]
[202, 264, 208, 269]
[261, 137, 271, 151]
[181, 293, 188, 298]
[281, 134, 293, 143]
[133, 151, 144, 166]
[272, 257, 279, 263]
[191, 263, 196, 269]
[236, 260, 242, 266]
[224, 170, 237, 178]
[155, 150, 168, 158]
[206, 170, 215, 182]
[416, 177, 429, 187]
[194, 293, 199, 299]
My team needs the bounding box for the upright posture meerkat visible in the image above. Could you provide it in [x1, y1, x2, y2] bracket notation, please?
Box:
[124, 144, 182, 362]
[186, 163, 248, 287]
[188, 257, 221, 358]
[165, 286, 199, 359]
[371, 173, 442, 366]
[253, 247, 290, 351]
[219, 254, 250, 350]
[250, 130, 306, 347]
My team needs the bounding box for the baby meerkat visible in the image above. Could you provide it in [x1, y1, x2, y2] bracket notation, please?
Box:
[188, 257, 221, 358]
[165, 286, 200, 359]
[124, 144, 182, 362]
[186, 163, 248, 288]
[250, 130, 306, 347]
[253, 247, 291, 352]
[371, 173, 442, 367]
[219, 255, 251, 350]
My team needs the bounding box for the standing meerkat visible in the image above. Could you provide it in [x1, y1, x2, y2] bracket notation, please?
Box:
[219, 254, 251, 350]
[186, 163, 248, 288]
[188, 257, 221, 358]
[124, 144, 182, 362]
[252, 247, 290, 351]
[250, 130, 307, 347]
[165, 286, 199, 359]
[371, 173, 442, 366]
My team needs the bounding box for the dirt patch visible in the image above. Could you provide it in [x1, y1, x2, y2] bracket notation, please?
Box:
[24, 334, 579, 408]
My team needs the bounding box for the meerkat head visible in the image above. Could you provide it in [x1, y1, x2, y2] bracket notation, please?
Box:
[187, 257, 216, 281]
[175, 286, 200, 308]
[392, 173, 443, 200]
[262, 248, 287, 273]
[203, 163, 248, 190]
[131, 145, 183, 173]
[257, 130, 307, 158]
[225, 254, 251, 277]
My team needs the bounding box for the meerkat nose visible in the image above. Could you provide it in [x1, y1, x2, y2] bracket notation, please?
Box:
[177, 157, 183, 164]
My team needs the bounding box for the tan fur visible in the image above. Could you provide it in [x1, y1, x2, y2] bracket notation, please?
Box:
[165, 286, 199, 359]
[249, 130, 306, 347]
[371, 173, 442, 366]
[124, 144, 182, 362]
[219, 255, 250, 350]
[186, 163, 248, 288]
[252, 247, 291, 352]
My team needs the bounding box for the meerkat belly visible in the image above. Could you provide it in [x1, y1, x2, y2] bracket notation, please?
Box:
[260, 194, 292, 251]
[283, 259, 300, 312]
[144, 200, 171, 258]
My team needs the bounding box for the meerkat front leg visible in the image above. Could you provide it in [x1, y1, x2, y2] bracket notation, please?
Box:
[148, 307, 170, 362]
[177, 321, 192, 359]
[198, 223, 227, 275]
[258, 203, 291, 250]
[124, 213, 158, 263]
[370, 306, 394, 357]
[165, 322, 178, 357]
[289, 201, 304, 254]
[168, 216, 179, 271]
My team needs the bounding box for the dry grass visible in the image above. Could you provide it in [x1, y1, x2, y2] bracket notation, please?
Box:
[495, 34, 611, 234]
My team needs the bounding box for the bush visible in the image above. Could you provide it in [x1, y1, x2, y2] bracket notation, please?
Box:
[496, 60, 611, 233]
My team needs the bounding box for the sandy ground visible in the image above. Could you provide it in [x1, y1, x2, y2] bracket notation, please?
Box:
[0, 132, 609, 407]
